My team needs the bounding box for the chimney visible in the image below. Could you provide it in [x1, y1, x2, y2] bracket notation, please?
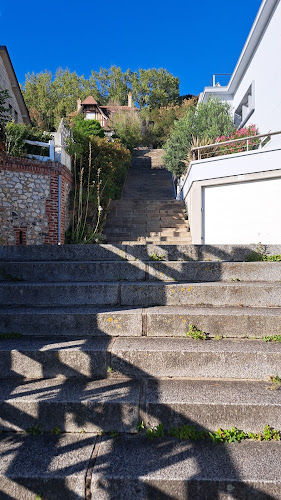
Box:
[128, 92, 132, 108]
[77, 98, 82, 112]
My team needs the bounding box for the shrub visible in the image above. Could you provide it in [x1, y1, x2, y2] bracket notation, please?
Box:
[163, 98, 234, 176]
[214, 125, 259, 156]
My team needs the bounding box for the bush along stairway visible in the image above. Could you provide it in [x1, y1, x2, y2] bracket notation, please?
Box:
[0, 243, 281, 499]
[103, 149, 191, 245]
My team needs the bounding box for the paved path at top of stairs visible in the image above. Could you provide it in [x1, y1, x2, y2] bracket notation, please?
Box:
[103, 149, 191, 244]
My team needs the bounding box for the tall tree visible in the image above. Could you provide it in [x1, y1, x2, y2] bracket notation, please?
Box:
[131, 68, 180, 109]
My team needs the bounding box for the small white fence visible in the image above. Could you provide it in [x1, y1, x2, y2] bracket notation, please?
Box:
[24, 139, 71, 169]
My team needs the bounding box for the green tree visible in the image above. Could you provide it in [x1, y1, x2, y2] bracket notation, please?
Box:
[111, 111, 142, 150]
[73, 117, 105, 138]
[163, 98, 235, 176]
[91, 66, 132, 105]
[131, 68, 180, 109]
[141, 97, 197, 147]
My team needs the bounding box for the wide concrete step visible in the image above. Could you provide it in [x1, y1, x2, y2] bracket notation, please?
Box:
[1, 337, 280, 380]
[1, 281, 281, 307]
[0, 433, 97, 500]
[1, 304, 280, 338]
[1, 378, 280, 432]
[1, 435, 281, 500]
[0, 306, 143, 337]
[90, 437, 281, 499]
[4, 260, 278, 284]
[1, 244, 280, 262]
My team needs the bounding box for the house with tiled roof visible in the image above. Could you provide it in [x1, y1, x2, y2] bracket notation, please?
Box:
[69, 92, 136, 132]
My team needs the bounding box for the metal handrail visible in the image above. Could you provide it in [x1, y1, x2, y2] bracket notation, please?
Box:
[191, 130, 281, 153]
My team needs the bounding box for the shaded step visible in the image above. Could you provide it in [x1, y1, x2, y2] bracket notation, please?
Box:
[0, 433, 97, 500]
[0, 378, 140, 432]
[0, 337, 110, 379]
[1, 337, 280, 380]
[91, 436, 281, 499]
[1, 378, 280, 433]
[0, 306, 142, 337]
[1, 244, 280, 262]
[0, 261, 146, 282]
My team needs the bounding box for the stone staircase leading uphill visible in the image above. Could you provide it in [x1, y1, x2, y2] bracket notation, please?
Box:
[0, 243, 281, 499]
[103, 149, 191, 244]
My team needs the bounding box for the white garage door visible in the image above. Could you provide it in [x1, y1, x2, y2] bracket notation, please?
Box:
[203, 178, 281, 244]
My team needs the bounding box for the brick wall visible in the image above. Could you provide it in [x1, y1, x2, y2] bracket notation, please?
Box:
[0, 154, 73, 246]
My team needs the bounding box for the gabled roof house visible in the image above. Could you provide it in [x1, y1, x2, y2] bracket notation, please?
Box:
[0, 46, 30, 125]
[70, 92, 136, 131]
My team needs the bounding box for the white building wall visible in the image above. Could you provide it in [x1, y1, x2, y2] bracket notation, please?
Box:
[0, 56, 24, 123]
[231, 1, 281, 133]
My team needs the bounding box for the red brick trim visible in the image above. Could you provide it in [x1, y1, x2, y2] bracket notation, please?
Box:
[1, 155, 73, 246]
[14, 227, 27, 246]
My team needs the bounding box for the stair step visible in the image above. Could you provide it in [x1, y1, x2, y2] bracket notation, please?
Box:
[1, 244, 280, 262]
[0, 306, 143, 337]
[90, 437, 281, 499]
[0, 433, 97, 500]
[1, 337, 280, 380]
[0, 378, 140, 432]
[1, 261, 279, 283]
[1, 434, 280, 499]
[1, 304, 280, 338]
[1, 378, 280, 432]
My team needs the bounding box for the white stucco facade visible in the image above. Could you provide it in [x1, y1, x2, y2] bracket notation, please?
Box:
[181, 0, 281, 245]
[199, 0, 281, 135]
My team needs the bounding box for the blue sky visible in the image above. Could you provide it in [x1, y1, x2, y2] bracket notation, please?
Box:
[1, 0, 261, 96]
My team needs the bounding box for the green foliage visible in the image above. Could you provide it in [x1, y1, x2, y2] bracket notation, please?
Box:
[26, 424, 44, 435]
[149, 253, 165, 261]
[146, 424, 165, 439]
[5, 122, 52, 157]
[111, 111, 142, 150]
[267, 375, 281, 391]
[136, 420, 145, 432]
[21, 67, 180, 131]
[73, 117, 105, 138]
[209, 427, 247, 444]
[141, 97, 197, 148]
[215, 125, 259, 155]
[51, 427, 61, 435]
[131, 68, 179, 109]
[263, 335, 281, 342]
[163, 98, 235, 176]
[245, 251, 281, 262]
[168, 425, 206, 441]
[186, 324, 207, 340]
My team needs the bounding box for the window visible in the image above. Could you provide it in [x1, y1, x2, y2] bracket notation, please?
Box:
[234, 81, 255, 129]
[14, 110, 18, 123]
[8, 104, 13, 119]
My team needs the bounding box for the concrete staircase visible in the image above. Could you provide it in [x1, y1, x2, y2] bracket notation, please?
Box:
[103, 150, 191, 245]
[0, 243, 281, 499]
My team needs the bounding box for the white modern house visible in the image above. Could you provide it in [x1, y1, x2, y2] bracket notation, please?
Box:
[181, 0, 281, 244]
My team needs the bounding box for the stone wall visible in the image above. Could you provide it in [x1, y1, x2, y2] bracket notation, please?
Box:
[0, 154, 73, 246]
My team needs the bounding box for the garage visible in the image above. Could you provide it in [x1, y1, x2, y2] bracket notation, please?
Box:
[202, 177, 281, 244]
